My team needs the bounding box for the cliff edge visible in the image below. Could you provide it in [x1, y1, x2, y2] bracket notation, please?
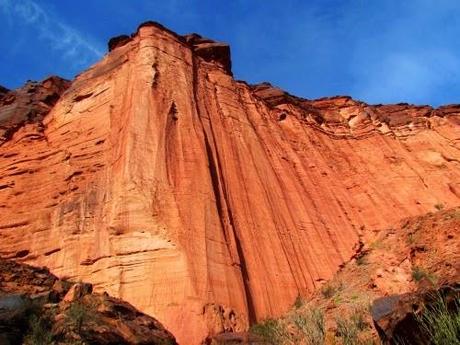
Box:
[0, 21, 459, 344]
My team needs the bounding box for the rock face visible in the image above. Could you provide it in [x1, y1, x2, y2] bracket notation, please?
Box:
[372, 284, 460, 344]
[0, 85, 9, 96]
[241, 207, 459, 345]
[0, 258, 177, 345]
[0, 76, 69, 145]
[0, 21, 459, 344]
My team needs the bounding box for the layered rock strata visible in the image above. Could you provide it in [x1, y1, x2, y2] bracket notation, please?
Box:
[0, 258, 177, 344]
[0, 21, 459, 344]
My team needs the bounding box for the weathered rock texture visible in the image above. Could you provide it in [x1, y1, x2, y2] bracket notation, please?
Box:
[227, 208, 460, 345]
[0, 21, 459, 344]
[372, 284, 460, 344]
[0, 76, 69, 145]
[0, 258, 177, 344]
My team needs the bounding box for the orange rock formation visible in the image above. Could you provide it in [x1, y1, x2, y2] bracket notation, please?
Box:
[0, 21, 459, 344]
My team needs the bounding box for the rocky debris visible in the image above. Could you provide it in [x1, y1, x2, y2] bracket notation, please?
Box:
[244, 208, 460, 344]
[250, 82, 294, 107]
[202, 303, 246, 338]
[251, 82, 460, 137]
[0, 258, 177, 345]
[62, 282, 93, 303]
[0, 85, 9, 98]
[137, 21, 184, 42]
[372, 104, 432, 127]
[184, 33, 232, 75]
[372, 284, 460, 344]
[0, 76, 69, 144]
[250, 82, 314, 109]
[0, 21, 460, 345]
[0, 257, 60, 296]
[107, 21, 232, 74]
[434, 104, 460, 116]
[107, 35, 132, 51]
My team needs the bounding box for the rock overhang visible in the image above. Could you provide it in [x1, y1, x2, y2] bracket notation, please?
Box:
[107, 20, 233, 75]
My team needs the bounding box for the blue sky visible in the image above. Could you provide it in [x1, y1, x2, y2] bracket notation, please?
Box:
[0, 0, 459, 106]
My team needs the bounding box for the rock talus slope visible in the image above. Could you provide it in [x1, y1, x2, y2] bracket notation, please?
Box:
[0, 22, 459, 344]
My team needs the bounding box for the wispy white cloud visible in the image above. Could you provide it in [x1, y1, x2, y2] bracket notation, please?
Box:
[0, 0, 102, 67]
[0, 0, 458, 105]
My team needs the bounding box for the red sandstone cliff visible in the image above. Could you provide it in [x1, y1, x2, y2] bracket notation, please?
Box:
[0, 21, 459, 344]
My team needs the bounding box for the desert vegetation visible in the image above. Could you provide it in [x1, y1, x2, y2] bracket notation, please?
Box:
[250, 293, 459, 345]
[414, 294, 460, 345]
[249, 302, 374, 344]
[250, 308, 326, 345]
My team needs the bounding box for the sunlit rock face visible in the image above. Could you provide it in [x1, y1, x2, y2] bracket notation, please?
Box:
[0, 21, 459, 345]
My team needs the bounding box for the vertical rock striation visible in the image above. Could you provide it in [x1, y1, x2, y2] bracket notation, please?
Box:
[0, 21, 459, 344]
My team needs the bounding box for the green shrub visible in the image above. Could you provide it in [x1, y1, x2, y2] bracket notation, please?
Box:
[24, 314, 54, 345]
[293, 294, 304, 309]
[292, 308, 325, 345]
[66, 302, 94, 332]
[351, 311, 368, 332]
[321, 285, 335, 299]
[321, 282, 342, 299]
[333, 295, 343, 306]
[250, 318, 287, 345]
[336, 317, 359, 345]
[412, 266, 436, 284]
[415, 294, 460, 345]
[335, 309, 369, 345]
[20, 297, 54, 345]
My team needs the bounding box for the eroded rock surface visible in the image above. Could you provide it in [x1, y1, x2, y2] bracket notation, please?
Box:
[0, 258, 177, 345]
[237, 208, 460, 345]
[0, 85, 9, 97]
[0, 76, 69, 144]
[0, 22, 459, 344]
[372, 284, 460, 344]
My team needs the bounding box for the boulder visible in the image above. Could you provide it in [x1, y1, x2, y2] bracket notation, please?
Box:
[372, 285, 460, 344]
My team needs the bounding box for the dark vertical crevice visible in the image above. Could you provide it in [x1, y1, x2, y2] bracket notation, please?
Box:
[224, 196, 257, 324]
[203, 135, 227, 244]
[190, 54, 257, 324]
[206, 128, 257, 324]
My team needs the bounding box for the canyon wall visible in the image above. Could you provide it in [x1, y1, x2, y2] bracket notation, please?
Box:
[0, 22, 459, 344]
